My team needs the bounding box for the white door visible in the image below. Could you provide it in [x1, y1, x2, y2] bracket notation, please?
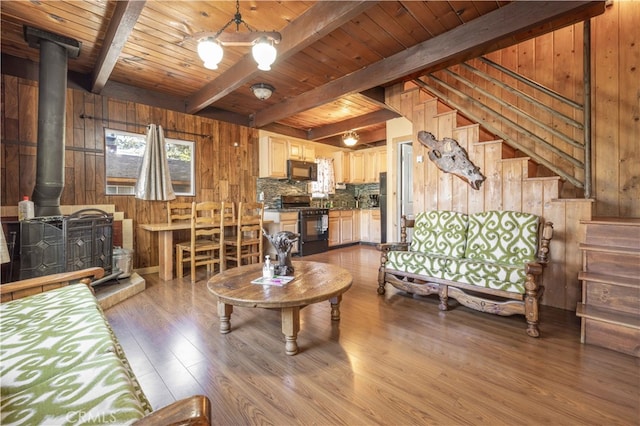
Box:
[398, 142, 413, 242]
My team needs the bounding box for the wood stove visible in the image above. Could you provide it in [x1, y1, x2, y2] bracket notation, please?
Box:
[19, 209, 113, 280]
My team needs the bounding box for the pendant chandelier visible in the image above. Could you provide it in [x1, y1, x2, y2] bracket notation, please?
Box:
[195, 0, 281, 71]
[342, 130, 360, 147]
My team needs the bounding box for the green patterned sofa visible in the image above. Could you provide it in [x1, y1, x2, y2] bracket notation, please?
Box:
[378, 210, 553, 337]
[1, 268, 210, 425]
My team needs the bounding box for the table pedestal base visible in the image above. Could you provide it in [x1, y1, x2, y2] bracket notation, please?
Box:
[216, 299, 343, 355]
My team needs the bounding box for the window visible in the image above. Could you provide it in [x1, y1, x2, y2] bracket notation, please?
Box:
[104, 128, 195, 196]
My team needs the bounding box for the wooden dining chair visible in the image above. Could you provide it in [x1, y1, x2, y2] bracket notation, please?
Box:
[176, 201, 225, 283]
[223, 202, 236, 224]
[225, 202, 264, 268]
[167, 201, 193, 224]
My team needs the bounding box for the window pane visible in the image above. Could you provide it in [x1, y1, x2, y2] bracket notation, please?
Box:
[105, 128, 195, 196]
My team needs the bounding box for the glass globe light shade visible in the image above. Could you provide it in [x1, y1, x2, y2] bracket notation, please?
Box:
[343, 131, 359, 147]
[197, 38, 223, 70]
[252, 37, 277, 71]
[251, 83, 275, 100]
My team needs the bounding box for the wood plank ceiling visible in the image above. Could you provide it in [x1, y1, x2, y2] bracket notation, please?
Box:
[0, 1, 605, 149]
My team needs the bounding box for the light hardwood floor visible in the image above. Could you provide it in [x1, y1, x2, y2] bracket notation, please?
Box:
[105, 245, 639, 425]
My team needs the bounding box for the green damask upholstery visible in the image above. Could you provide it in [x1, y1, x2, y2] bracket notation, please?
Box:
[465, 211, 539, 264]
[410, 211, 469, 257]
[445, 259, 527, 294]
[383, 210, 541, 293]
[386, 250, 448, 278]
[380, 209, 550, 337]
[0, 284, 152, 425]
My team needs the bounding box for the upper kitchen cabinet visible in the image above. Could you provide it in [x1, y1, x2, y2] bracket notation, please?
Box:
[349, 151, 366, 184]
[332, 151, 350, 184]
[348, 147, 386, 183]
[288, 141, 315, 162]
[259, 136, 288, 178]
[376, 148, 387, 174]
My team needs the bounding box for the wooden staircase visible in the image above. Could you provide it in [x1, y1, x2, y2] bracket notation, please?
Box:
[576, 218, 640, 357]
[386, 81, 595, 312]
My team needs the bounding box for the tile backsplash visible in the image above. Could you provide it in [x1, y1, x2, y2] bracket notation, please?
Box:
[257, 178, 379, 209]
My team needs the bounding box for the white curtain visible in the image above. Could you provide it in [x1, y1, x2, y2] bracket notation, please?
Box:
[311, 157, 335, 196]
[135, 124, 176, 201]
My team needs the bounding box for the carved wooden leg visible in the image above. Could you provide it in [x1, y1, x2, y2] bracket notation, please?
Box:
[281, 307, 301, 355]
[217, 301, 233, 334]
[524, 273, 540, 337]
[329, 295, 343, 321]
[378, 250, 388, 295]
[438, 285, 449, 311]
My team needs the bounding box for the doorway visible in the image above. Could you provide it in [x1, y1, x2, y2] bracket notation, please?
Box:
[397, 142, 413, 241]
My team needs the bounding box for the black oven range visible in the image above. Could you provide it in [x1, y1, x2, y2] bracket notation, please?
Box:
[280, 195, 329, 256]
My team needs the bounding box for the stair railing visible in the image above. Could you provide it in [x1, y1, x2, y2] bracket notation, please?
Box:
[414, 23, 592, 195]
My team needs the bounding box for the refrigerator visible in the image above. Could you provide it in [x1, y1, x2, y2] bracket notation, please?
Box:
[379, 172, 387, 243]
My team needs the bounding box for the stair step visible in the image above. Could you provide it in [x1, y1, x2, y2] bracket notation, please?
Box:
[581, 249, 639, 279]
[576, 303, 640, 329]
[579, 243, 640, 256]
[580, 272, 640, 315]
[577, 304, 640, 357]
[578, 271, 640, 288]
[581, 218, 640, 250]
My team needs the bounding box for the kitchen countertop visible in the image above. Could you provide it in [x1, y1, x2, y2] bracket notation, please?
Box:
[264, 207, 379, 212]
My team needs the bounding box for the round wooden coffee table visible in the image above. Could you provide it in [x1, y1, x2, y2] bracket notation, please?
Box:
[207, 260, 352, 355]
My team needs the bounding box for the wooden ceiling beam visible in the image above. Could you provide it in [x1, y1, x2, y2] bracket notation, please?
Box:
[252, 1, 605, 127]
[359, 87, 390, 110]
[308, 109, 400, 140]
[259, 123, 310, 141]
[185, 0, 378, 114]
[91, 0, 146, 94]
[195, 107, 251, 127]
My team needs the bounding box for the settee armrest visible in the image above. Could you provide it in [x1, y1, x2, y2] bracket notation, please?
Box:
[133, 395, 211, 426]
[0, 267, 105, 302]
[377, 242, 409, 252]
[537, 221, 554, 264]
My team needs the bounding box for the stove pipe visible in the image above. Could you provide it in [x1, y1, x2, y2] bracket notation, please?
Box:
[24, 26, 81, 217]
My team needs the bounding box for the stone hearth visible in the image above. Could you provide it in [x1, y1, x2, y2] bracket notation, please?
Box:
[94, 272, 145, 310]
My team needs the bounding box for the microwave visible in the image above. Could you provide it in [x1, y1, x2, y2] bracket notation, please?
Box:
[287, 160, 317, 181]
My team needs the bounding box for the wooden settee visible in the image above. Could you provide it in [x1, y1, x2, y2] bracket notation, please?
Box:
[0, 267, 211, 425]
[378, 210, 553, 337]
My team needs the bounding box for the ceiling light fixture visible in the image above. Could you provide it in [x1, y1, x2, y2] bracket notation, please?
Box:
[251, 83, 275, 100]
[342, 130, 360, 147]
[194, 0, 281, 71]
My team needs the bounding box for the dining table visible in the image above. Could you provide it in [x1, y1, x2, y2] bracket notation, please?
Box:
[139, 219, 272, 281]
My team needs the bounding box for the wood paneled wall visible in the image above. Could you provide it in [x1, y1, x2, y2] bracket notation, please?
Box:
[428, 1, 638, 217]
[590, 1, 639, 218]
[1, 77, 259, 269]
[384, 2, 638, 311]
[387, 86, 593, 311]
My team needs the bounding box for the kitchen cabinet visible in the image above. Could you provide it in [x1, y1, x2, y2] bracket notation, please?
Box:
[348, 147, 386, 183]
[259, 137, 288, 178]
[263, 211, 299, 255]
[288, 141, 315, 161]
[328, 212, 340, 247]
[332, 151, 350, 183]
[360, 209, 381, 243]
[364, 148, 387, 183]
[348, 152, 366, 183]
[260, 137, 320, 178]
[328, 210, 356, 247]
[376, 148, 387, 174]
[364, 150, 378, 183]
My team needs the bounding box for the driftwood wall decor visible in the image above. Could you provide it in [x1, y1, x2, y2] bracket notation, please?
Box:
[417, 130, 486, 190]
